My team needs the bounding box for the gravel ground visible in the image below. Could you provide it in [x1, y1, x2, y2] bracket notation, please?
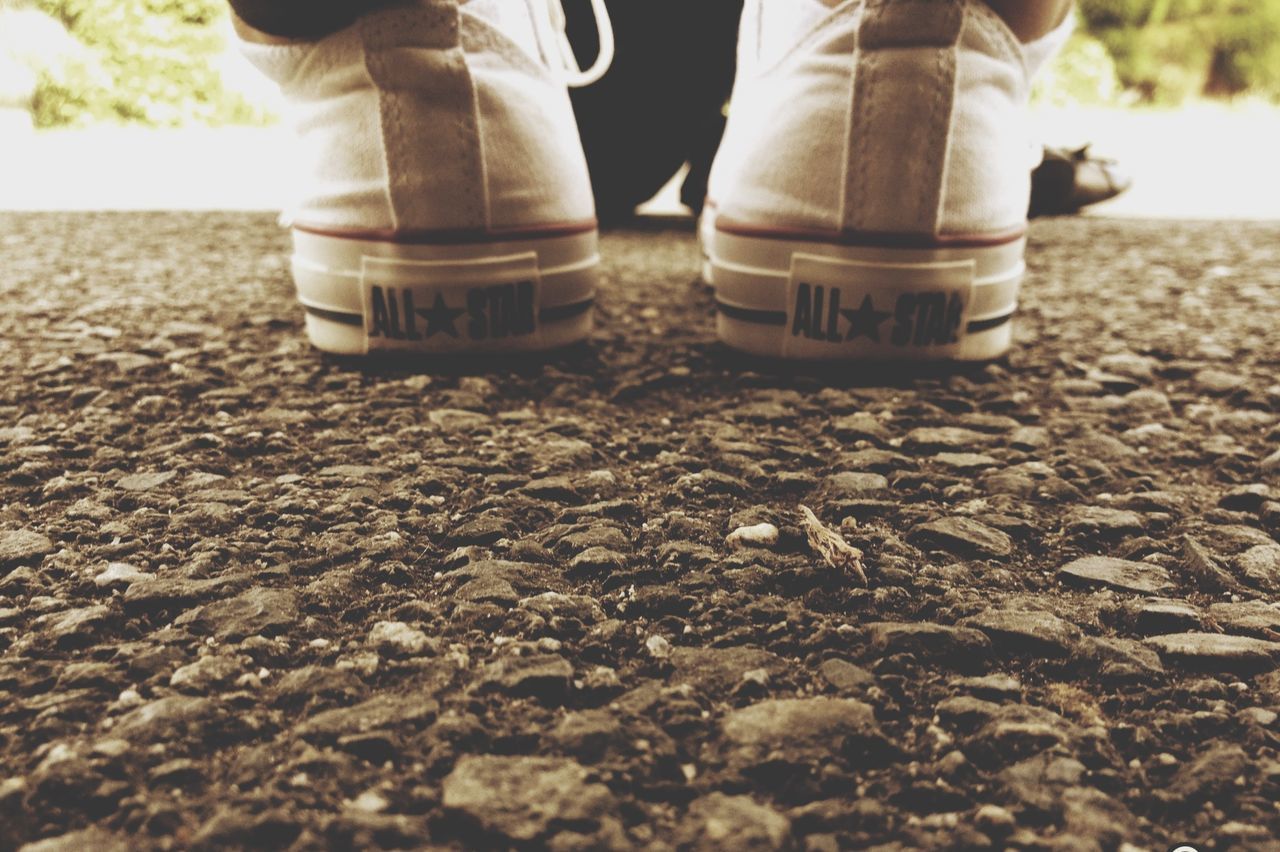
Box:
[2, 212, 1280, 852]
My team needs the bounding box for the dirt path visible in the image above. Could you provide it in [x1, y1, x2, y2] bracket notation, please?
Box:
[2, 213, 1279, 851]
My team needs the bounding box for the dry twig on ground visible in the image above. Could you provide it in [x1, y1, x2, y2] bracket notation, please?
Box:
[799, 505, 867, 585]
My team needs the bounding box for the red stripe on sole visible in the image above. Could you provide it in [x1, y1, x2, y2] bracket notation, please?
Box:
[292, 219, 599, 246]
[712, 215, 1026, 250]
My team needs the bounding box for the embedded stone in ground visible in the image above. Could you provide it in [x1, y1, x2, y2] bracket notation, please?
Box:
[676, 793, 792, 850]
[903, 427, 991, 451]
[94, 562, 148, 588]
[1062, 506, 1145, 538]
[316, 464, 391, 480]
[932, 452, 999, 472]
[367, 621, 433, 657]
[428, 408, 493, 433]
[1144, 633, 1280, 674]
[442, 755, 617, 842]
[1235, 544, 1280, 591]
[961, 610, 1081, 658]
[271, 666, 366, 707]
[863, 622, 991, 669]
[819, 658, 875, 692]
[550, 710, 623, 762]
[1194, 368, 1248, 395]
[999, 753, 1087, 812]
[475, 654, 573, 701]
[825, 472, 890, 498]
[1134, 599, 1202, 635]
[170, 655, 243, 692]
[669, 646, 787, 693]
[1205, 601, 1280, 638]
[950, 674, 1022, 701]
[721, 697, 887, 766]
[517, 592, 605, 626]
[934, 696, 1003, 733]
[111, 696, 224, 744]
[446, 516, 511, 546]
[122, 575, 248, 615]
[1157, 744, 1251, 807]
[296, 692, 440, 740]
[908, 517, 1013, 559]
[116, 470, 177, 492]
[832, 413, 891, 442]
[971, 704, 1076, 756]
[568, 546, 628, 574]
[1074, 637, 1166, 680]
[0, 530, 54, 569]
[455, 576, 519, 606]
[1057, 556, 1175, 595]
[1220, 484, 1272, 511]
[1181, 535, 1247, 593]
[39, 605, 111, 644]
[18, 828, 132, 852]
[173, 587, 300, 641]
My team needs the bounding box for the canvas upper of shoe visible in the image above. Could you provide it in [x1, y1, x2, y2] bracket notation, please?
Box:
[734, 0, 838, 79]
[239, 0, 611, 236]
[708, 0, 1073, 240]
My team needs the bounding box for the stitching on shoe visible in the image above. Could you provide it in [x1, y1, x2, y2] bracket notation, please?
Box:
[926, 44, 958, 232]
[848, 0, 963, 233]
[922, 47, 939, 227]
[360, 3, 487, 231]
[462, 32, 489, 229]
[837, 47, 857, 232]
[357, 17, 398, 230]
[847, 48, 876, 231]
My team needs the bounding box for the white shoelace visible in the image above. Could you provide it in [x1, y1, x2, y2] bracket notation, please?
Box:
[537, 0, 615, 87]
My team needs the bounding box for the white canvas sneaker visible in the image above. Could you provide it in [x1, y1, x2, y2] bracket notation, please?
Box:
[703, 0, 1071, 361]
[239, 0, 613, 355]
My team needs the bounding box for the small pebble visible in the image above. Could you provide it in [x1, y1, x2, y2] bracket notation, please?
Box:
[94, 562, 148, 588]
[726, 522, 780, 548]
[348, 790, 390, 814]
[645, 635, 672, 659]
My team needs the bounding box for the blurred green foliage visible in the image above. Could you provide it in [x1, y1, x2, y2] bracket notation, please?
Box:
[1078, 0, 1280, 103]
[29, 0, 272, 127]
[1032, 30, 1123, 107]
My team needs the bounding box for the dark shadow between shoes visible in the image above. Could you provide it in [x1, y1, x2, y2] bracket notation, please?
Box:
[600, 213, 697, 234]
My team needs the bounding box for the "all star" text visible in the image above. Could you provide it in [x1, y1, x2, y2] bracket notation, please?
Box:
[791, 283, 963, 347]
[368, 282, 536, 341]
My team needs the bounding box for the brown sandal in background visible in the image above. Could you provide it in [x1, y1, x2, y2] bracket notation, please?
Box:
[1029, 144, 1132, 217]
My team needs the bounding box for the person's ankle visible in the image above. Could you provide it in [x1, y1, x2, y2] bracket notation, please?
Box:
[982, 0, 1072, 42]
[232, 14, 311, 45]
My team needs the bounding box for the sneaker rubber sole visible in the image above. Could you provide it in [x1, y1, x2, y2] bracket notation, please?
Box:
[703, 215, 1026, 361]
[290, 224, 599, 355]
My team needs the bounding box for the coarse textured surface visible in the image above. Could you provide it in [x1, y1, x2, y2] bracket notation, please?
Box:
[2, 212, 1280, 851]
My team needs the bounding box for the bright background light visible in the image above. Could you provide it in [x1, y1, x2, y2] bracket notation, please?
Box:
[1, 3, 1278, 220]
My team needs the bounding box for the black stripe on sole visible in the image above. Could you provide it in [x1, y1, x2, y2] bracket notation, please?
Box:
[718, 299, 1015, 336]
[715, 300, 788, 327]
[538, 298, 594, 323]
[305, 305, 364, 327]
[965, 312, 1014, 333]
[303, 298, 595, 327]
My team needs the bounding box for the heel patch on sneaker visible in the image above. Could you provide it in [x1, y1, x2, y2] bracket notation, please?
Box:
[359, 252, 543, 352]
[781, 253, 975, 358]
